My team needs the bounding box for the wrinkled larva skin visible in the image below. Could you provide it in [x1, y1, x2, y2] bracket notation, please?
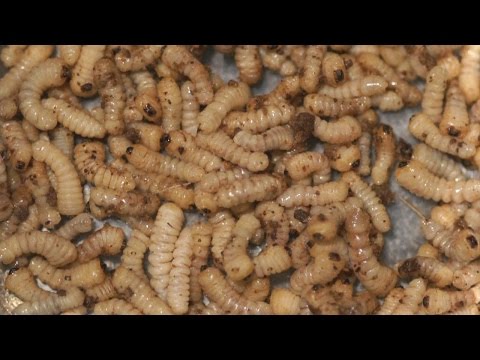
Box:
[459, 45, 480, 104]
[439, 80, 469, 138]
[209, 210, 235, 268]
[77, 224, 125, 263]
[181, 80, 200, 136]
[235, 45, 263, 85]
[114, 45, 164, 73]
[304, 94, 371, 118]
[376, 288, 405, 315]
[5, 267, 50, 303]
[58, 45, 81, 66]
[70, 45, 105, 97]
[125, 122, 164, 152]
[85, 276, 118, 304]
[453, 260, 480, 290]
[121, 229, 151, 281]
[421, 285, 480, 315]
[284, 151, 330, 181]
[233, 126, 294, 153]
[300, 45, 326, 93]
[421, 66, 448, 123]
[437, 53, 461, 80]
[391, 278, 427, 315]
[321, 51, 347, 88]
[1, 121, 32, 172]
[254, 245, 292, 278]
[93, 298, 142, 315]
[259, 47, 297, 77]
[50, 126, 75, 160]
[277, 181, 349, 208]
[371, 91, 404, 112]
[157, 76, 182, 132]
[130, 71, 163, 123]
[313, 115, 362, 144]
[318, 75, 388, 99]
[12, 287, 85, 315]
[371, 124, 396, 186]
[397, 256, 453, 288]
[270, 288, 302, 315]
[1, 45, 28, 68]
[324, 143, 361, 173]
[189, 222, 213, 304]
[0, 97, 18, 120]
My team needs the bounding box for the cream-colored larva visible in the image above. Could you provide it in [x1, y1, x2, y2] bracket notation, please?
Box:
[234, 45, 263, 85]
[163, 130, 223, 172]
[391, 278, 427, 315]
[300, 45, 326, 93]
[10, 183, 33, 221]
[376, 288, 404, 315]
[55, 213, 93, 241]
[114, 45, 164, 73]
[285, 206, 310, 237]
[148, 202, 184, 300]
[47, 84, 82, 109]
[371, 124, 396, 186]
[161, 45, 213, 105]
[303, 285, 340, 315]
[351, 45, 380, 55]
[121, 229, 151, 281]
[157, 76, 182, 132]
[0, 45, 53, 100]
[371, 91, 404, 112]
[0, 97, 18, 120]
[289, 230, 312, 269]
[130, 71, 162, 123]
[318, 75, 388, 99]
[426, 45, 462, 57]
[198, 267, 272, 314]
[446, 305, 480, 315]
[276, 180, 348, 208]
[453, 260, 480, 290]
[265, 74, 301, 105]
[233, 125, 294, 153]
[324, 143, 361, 172]
[197, 80, 250, 134]
[93, 298, 142, 315]
[0, 45, 28, 68]
[356, 131, 372, 176]
[417, 243, 440, 259]
[32, 139, 84, 216]
[465, 206, 480, 232]
[122, 73, 143, 124]
[459, 45, 480, 104]
[84, 276, 118, 304]
[322, 51, 348, 88]
[242, 276, 270, 302]
[195, 167, 250, 194]
[253, 244, 292, 278]
[209, 210, 235, 268]
[422, 285, 480, 315]
[122, 216, 154, 237]
[406, 45, 436, 79]
[77, 224, 125, 263]
[13, 287, 85, 315]
[21, 120, 39, 142]
[270, 288, 301, 315]
[420, 65, 448, 123]
[50, 126, 74, 160]
[397, 256, 453, 288]
[5, 267, 51, 302]
[379, 46, 407, 67]
[74, 142, 135, 191]
[304, 94, 371, 118]
[439, 80, 469, 137]
[16, 204, 41, 234]
[28, 256, 105, 290]
[437, 53, 461, 80]
[125, 122, 164, 152]
[313, 115, 362, 144]
[259, 46, 297, 77]
[1, 120, 32, 172]
[409, 113, 475, 159]
[70, 45, 105, 97]
[58, 45, 82, 66]
[113, 266, 172, 315]
[255, 201, 289, 246]
[189, 222, 212, 303]
[196, 131, 268, 172]
[343, 54, 364, 81]
[180, 80, 200, 136]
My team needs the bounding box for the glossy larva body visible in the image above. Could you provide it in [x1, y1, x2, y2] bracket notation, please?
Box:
[270, 288, 302, 315]
[304, 94, 371, 118]
[300, 45, 326, 93]
[259, 47, 297, 77]
[1, 121, 32, 172]
[422, 285, 480, 314]
[397, 256, 453, 288]
[55, 213, 93, 241]
[85, 276, 117, 304]
[1, 45, 28, 68]
[189, 222, 212, 303]
[318, 75, 388, 99]
[196, 167, 250, 194]
[209, 210, 235, 268]
[50, 126, 74, 160]
[459, 45, 480, 104]
[125, 122, 164, 152]
[439, 80, 469, 137]
[5, 267, 51, 302]
[130, 71, 162, 123]
[324, 143, 361, 172]
[313, 115, 362, 144]
[254, 245, 292, 278]
[371, 124, 396, 185]
[277, 181, 348, 208]
[121, 229, 151, 281]
[157, 76, 182, 132]
[13, 287, 85, 315]
[180, 80, 200, 136]
[376, 288, 405, 315]
[93, 299, 141, 315]
[114, 45, 164, 72]
[77, 224, 125, 263]
[391, 278, 427, 315]
[0, 97, 18, 120]
[70, 45, 106, 97]
[58, 45, 81, 66]
[235, 45, 263, 85]
[411, 143, 465, 182]
[233, 125, 294, 152]
[321, 51, 347, 88]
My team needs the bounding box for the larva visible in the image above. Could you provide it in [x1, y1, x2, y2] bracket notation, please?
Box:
[242, 276, 270, 302]
[437, 53, 461, 80]
[459, 45, 480, 104]
[77, 224, 125, 263]
[0, 45, 28, 68]
[417, 243, 440, 259]
[371, 124, 396, 186]
[157, 76, 182, 132]
[259, 46, 297, 77]
[430, 203, 467, 230]
[356, 131, 372, 176]
[233, 126, 294, 152]
[324, 143, 361, 172]
[1, 121, 32, 172]
[125, 122, 164, 152]
[163, 130, 223, 172]
[161, 45, 213, 105]
[114, 45, 164, 72]
[465, 207, 480, 232]
[376, 288, 405, 315]
[198, 80, 250, 134]
[10, 184, 32, 221]
[28, 256, 105, 290]
[181, 80, 200, 136]
[300, 45, 326, 93]
[55, 213, 93, 241]
[289, 230, 313, 269]
[446, 305, 480, 315]
[113, 266, 172, 315]
[93, 57, 126, 135]
[406, 45, 436, 79]
[379, 46, 407, 67]
[270, 288, 302, 315]
[285, 206, 310, 236]
[321, 51, 347, 87]
[453, 260, 480, 290]
[70, 45, 106, 97]
[123, 216, 155, 237]
[121, 229, 151, 281]
[343, 54, 364, 80]
[318, 75, 388, 99]
[0, 45, 54, 100]
[13, 287, 85, 315]
[16, 204, 41, 234]
[47, 84, 82, 108]
[0, 97, 18, 120]
[313, 115, 362, 144]
[391, 278, 427, 315]
[255, 201, 289, 246]
[253, 245, 291, 277]
[345, 208, 397, 296]
[304, 94, 371, 118]
[426, 45, 462, 57]
[198, 267, 272, 315]
[234, 45, 263, 85]
[276, 180, 348, 208]
[209, 210, 235, 268]
[195, 167, 250, 194]
[148, 202, 185, 299]
[74, 142, 135, 191]
[422, 285, 480, 315]
[58, 45, 82, 66]
[351, 45, 380, 55]
[265, 74, 301, 105]
[371, 91, 404, 112]
[85, 276, 118, 304]
[303, 286, 340, 315]
[420, 65, 448, 123]
[196, 131, 268, 172]
[5, 267, 50, 302]
[439, 80, 469, 137]
[397, 256, 453, 288]
[50, 126, 74, 160]
[190, 222, 212, 303]
[32, 139, 84, 216]
[21, 120, 39, 142]
[93, 298, 142, 315]
[130, 71, 162, 123]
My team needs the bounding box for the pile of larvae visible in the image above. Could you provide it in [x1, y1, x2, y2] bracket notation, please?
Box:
[1, 45, 480, 315]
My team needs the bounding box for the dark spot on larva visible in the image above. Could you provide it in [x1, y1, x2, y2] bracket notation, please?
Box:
[227, 80, 238, 87]
[143, 103, 156, 117]
[343, 58, 353, 68]
[8, 266, 19, 275]
[447, 126, 460, 137]
[61, 66, 71, 79]
[398, 258, 420, 276]
[126, 147, 133, 155]
[177, 146, 185, 155]
[202, 208, 211, 214]
[160, 134, 171, 147]
[398, 161, 408, 168]
[312, 284, 321, 291]
[125, 127, 141, 143]
[382, 124, 392, 134]
[347, 188, 354, 197]
[306, 240, 314, 248]
[64, 275, 72, 281]
[15, 161, 25, 171]
[449, 138, 457, 145]
[467, 235, 478, 248]
[313, 233, 324, 241]
[288, 229, 299, 240]
[328, 252, 341, 261]
[334, 69, 344, 83]
[57, 289, 67, 297]
[422, 296, 430, 308]
[351, 159, 360, 169]
[294, 209, 309, 223]
[81, 83, 93, 92]
[397, 138, 413, 160]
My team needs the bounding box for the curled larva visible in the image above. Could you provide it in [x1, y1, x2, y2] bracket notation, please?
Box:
[255, 201, 290, 246]
[391, 278, 427, 315]
[421, 65, 448, 123]
[289, 230, 313, 269]
[233, 126, 294, 152]
[253, 245, 291, 277]
[318, 75, 388, 99]
[459, 45, 480, 104]
[397, 256, 453, 288]
[5, 267, 50, 302]
[371, 124, 396, 186]
[265, 74, 301, 105]
[190, 222, 213, 303]
[93, 57, 126, 135]
[161, 45, 213, 105]
[422, 285, 480, 315]
[198, 267, 272, 315]
[276, 180, 348, 208]
[235, 45, 263, 85]
[198, 80, 250, 134]
[77, 224, 125, 263]
[13, 287, 85, 315]
[70, 45, 106, 97]
[50, 126, 74, 160]
[411, 143, 465, 182]
[58, 45, 81, 66]
[313, 115, 362, 144]
[259, 46, 297, 77]
[345, 208, 397, 296]
[439, 80, 469, 137]
[130, 71, 162, 123]
[304, 94, 371, 118]
[209, 210, 235, 268]
[1, 121, 32, 172]
[376, 288, 405, 315]
[322, 51, 347, 87]
[157, 76, 182, 132]
[196, 131, 268, 172]
[1, 45, 27, 68]
[121, 229, 151, 281]
[324, 143, 361, 172]
[113, 266, 172, 315]
[28, 256, 105, 290]
[55, 213, 93, 241]
[93, 298, 142, 315]
[0, 45, 54, 100]
[453, 260, 480, 290]
[270, 288, 301, 315]
[371, 91, 404, 112]
[85, 276, 118, 304]
[125, 122, 164, 152]
[74, 142, 135, 191]
[181, 80, 200, 136]
[163, 130, 223, 172]
[284, 151, 330, 182]
[300, 45, 326, 93]
[32, 139, 84, 216]
[195, 167, 250, 193]
[437, 53, 461, 80]
[0, 97, 18, 120]
[114, 45, 164, 73]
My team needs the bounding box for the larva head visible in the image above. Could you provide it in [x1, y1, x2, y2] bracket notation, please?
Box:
[290, 112, 315, 152]
[397, 138, 413, 162]
[306, 214, 337, 241]
[164, 130, 189, 157]
[397, 257, 421, 278]
[345, 208, 370, 234]
[94, 57, 120, 88]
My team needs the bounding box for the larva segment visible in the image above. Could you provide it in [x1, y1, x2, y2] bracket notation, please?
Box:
[313, 115, 362, 144]
[58, 45, 82, 66]
[1, 121, 32, 172]
[270, 288, 301, 315]
[196, 167, 250, 193]
[121, 229, 151, 281]
[93, 299, 142, 315]
[459, 45, 480, 104]
[300, 45, 326, 93]
[421, 65, 448, 123]
[5, 267, 50, 302]
[130, 71, 162, 123]
[209, 210, 235, 268]
[13, 287, 85, 315]
[437, 53, 461, 80]
[77, 224, 125, 263]
[0, 45, 28, 68]
[189, 222, 212, 303]
[0, 97, 18, 120]
[125, 122, 164, 152]
[411, 143, 465, 182]
[181, 80, 200, 136]
[233, 126, 294, 152]
[304, 94, 371, 117]
[422, 285, 480, 315]
[50, 126, 74, 160]
[70, 45, 106, 97]
[235, 45, 263, 85]
[324, 143, 361, 172]
[253, 245, 291, 277]
[376, 288, 404, 315]
[453, 260, 480, 290]
[397, 256, 453, 288]
[391, 278, 427, 315]
[242, 276, 270, 302]
[276, 180, 348, 208]
[157, 76, 182, 132]
[318, 75, 388, 99]
[439, 80, 469, 137]
[55, 213, 93, 241]
[85, 276, 118, 304]
[259, 46, 297, 77]
[114, 45, 164, 73]
[321, 51, 347, 88]
[371, 124, 396, 186]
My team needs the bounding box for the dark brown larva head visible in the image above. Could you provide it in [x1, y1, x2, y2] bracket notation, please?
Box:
[334, 69, 344, 83]
[125, 127, 141, 144]
[447, 126, 460, 137]
[61, 66, 72, 79]
[125, 146, 134, 155]
[293, 209, 309, 223]
[422, 296, 430, 308]
[398, 258, 421, 277]
[467, 235, 478, 249]
[397, 160, 409, 168]
[81, 83, 93, 93]
[15, 161, 26, 171]
[8, 266, 19, 275]
[143, 103, 156, 117]
[397, 138, 413, 161]
[160, 133, 171, 148]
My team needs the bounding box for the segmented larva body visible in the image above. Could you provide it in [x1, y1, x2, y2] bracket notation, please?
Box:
[85, 276, 118, 304]
[15, 204, 41, 234]
[113, 266, 172, 315]
[422, 285, 480, 314]
[430, 203, 467, 230]
[32, 139, 84, 216]
[50, 126, 74, 160]
[209, 210, 235, 267]
[167, 227, 193, 314]
[161, 45, 213, 105]
[77, 224, 125, 263]
[1, 121, 32, 172]
[74, 142, 135, 191]
[70, 45, 106, 97]
[371, 91, 404, 112]
[93, 57, 126, 135]
[42, 98, 106, 138]
[318, 75, 388, 99]
[242, 276, 270, 302]
[121, 229, 151, 281]
[447, 305, 480, 315]
[324, 143, 361, 172]
[397, 256, 453, 288]
[164, 130, 223, 172]
[439, 81, 469, 137]
[266, 75, 301, 105]
[420, 65, 448, 123]
[93, 298, 141, 315]
[116, 45, 164, 72]
[259, 47, 297, 77]
[198, 267, 272, 315]
[0, 97, 18, 120]
[190, 222, 213, 303]
[148, 202, 184, 299]
[304, 94, 371, 118]
[13, 287, 85, 315]
[411, 143, 466, 182]
[426, 45, 461, 57]
[216, 174, 286, 209]
[465, 207, 480, 232]
[276, 180, 348, 208]
[379, 46, 407, 67]
[196, 131, 268, 172]
[322, 51, 348, 88]
[48, 84, 83, 109]
[300, 45, 326, 93]
[130, 71, 162, 123]
[376, 288, 405, 315]
[356, 131, 372, 176]
[0, 45, 54, 100]
[255, 201, 289, 246]
[125, 122, 164, 152]
[437, 53, 461, 80]
[371, 124, 396, 186]
[56, 45, 81, 68]
[453, 260, 480, 290]
[289, 230, 312, 269]
[396, 160, 480, 203]
[28, 256, 105, 290]
[5, 267, 50, 302]
[181, 80, 200, 136]
[233, 125, 293, 152]
[21, 120, 39, 143]
[157, 76, 182, 132]
[1, 45, 27, 68]
[313, 115, 362, 144]
[54, 213, 92, 241]
[391, 278, 427, 315]
[253, 245, 292, 277]
[198, 81, 250, 134]
[0, 158, 13, 221]
[459, 45, 480, 104]
[270, 288, 302, 315]
[345, 208, 397, 297]
[235, 45, 263, 85]
[196, 167, 250, 193]
[125, 143, 205, 183]
[443, 228, 480, 263]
